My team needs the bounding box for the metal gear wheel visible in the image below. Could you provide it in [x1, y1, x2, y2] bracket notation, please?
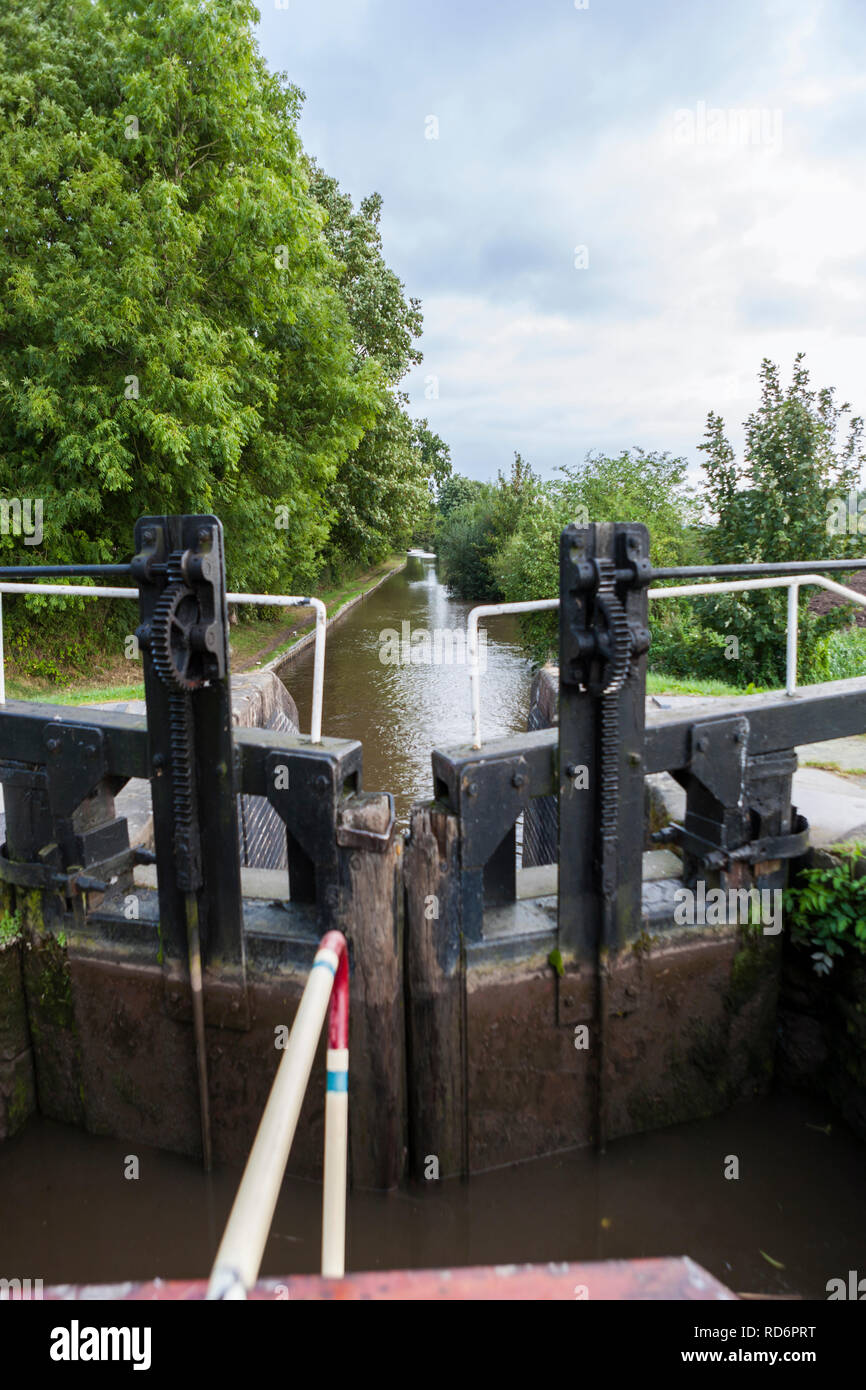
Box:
[585, 558, 631, 696]
[151, 554, 207, 692]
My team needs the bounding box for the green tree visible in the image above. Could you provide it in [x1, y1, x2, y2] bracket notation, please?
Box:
[437, 453, 542, 600]
[436, 473, 485, 519]
[326, 399, 450, 564]
[696, 355, 865, 684]
[0, 0, 384, 664]
[308, 165, 450, 568]
[494, 449, 697, 659]
[406, 421, 452, 548]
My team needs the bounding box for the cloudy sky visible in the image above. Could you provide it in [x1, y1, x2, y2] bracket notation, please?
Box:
[256, 0, 866, 482]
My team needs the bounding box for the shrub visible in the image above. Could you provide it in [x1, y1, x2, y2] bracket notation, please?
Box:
[825, 627, 866, 681]
[784, 847, 866, 974]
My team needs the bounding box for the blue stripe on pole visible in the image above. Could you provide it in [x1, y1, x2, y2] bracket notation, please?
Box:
[327, 1071, 348, 1092]
[312, 957, 336, 977]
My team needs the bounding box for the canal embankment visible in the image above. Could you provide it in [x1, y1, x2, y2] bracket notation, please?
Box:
[2, 554, 407, 706]
[233, 553, 407, 676]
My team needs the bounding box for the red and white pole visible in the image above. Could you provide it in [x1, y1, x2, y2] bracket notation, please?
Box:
[319, 931, 349, 1278]
[207, 930, 349, 1299]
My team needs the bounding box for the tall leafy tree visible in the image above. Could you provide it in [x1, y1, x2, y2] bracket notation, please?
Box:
[307, 165, 450, 567]
[697, 355, 865, 683]
[0, 0, 382, 599]
[437, 453, 544, 600]
[701, 355, 864, 566]
[493, 449, 696, 660]
[436, 473, 486, 519]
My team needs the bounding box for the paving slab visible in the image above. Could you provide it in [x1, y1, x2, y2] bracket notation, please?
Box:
[796, 734, 866, 780]
[792, 766, 866, 847]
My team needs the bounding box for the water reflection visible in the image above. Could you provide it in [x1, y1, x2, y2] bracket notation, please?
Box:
[286, 559, 534, 821]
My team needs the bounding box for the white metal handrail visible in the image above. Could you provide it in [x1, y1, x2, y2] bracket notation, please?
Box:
[0, 585, 327, 742]
[207, 930, 350, 1299]
[467, 576, 866, 748]
[468, 600, 559, 750]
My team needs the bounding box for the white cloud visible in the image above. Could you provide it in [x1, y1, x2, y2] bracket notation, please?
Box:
[257, 0, 866, 480]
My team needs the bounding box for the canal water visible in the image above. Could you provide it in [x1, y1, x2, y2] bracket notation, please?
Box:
[2, 558, 864, 1296]
[284, 556, 534, 821]
[2, 1096, 863, 1297]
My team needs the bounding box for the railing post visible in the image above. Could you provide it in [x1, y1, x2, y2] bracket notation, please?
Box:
[786, 580, 799, 696]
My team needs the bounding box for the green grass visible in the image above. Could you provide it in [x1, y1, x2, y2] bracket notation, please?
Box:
[803, 760, 866, 778]
[231, 553, 405, 671]
[4, 554, 407, 700]
[5, 677, 145, 706]
[826, 627, 866, 681]
[647, 672, 771, 698]
[229, 619, 292, 666]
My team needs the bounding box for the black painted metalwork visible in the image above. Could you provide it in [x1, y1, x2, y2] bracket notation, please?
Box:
[431, 734, 552, 940]
[0, 514, 376, 1167]
[427, 523, 866, 1155]
[558, 523, 651, 963]
[0, 564, 133, 580]
[132, 516, 239, 980]
[6, 515, 866, 1169]
[649, 558, 866, 581]
[132, 515, 237, 1170]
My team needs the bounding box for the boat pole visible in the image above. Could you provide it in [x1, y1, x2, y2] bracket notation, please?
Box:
[208, 932, 349, 1298]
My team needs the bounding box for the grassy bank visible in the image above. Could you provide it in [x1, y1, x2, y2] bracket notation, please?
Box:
[6, 663, 772, 710]
[6, 547, 779, 708]
[6, 553, 406, 705]
[227, 553, 405, 673]
[646, 672, 771, 698]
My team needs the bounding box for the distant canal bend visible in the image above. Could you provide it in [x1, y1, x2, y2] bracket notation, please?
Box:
[283, 556, 534, 820]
